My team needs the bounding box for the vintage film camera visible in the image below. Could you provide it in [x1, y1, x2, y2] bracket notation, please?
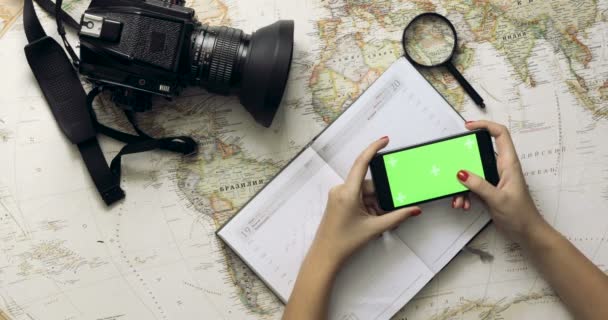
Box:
[78, 0, 294, 127]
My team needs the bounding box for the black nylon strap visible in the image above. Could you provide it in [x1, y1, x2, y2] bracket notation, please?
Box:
[54, 0, 80, 65]
[109, 137, 196, 177]
[87, 88, 197, 181]
[33, 0, 80, 30]
[123, 110, 197, 155]
[22, 0, 198, 206]
[124, 110, 152, 138]
[78, 139, 126, 204]
[86, 87, 198, 155]
[24, 38, 93, 142]
[86, 86, 144, 144]
[23, 0, 45, 42]
[23, 0, 125, 205]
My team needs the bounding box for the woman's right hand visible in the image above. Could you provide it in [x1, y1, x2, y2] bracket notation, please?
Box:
[454, 120, 548, 243]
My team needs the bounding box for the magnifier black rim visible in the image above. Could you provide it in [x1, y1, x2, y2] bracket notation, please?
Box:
[402, 12, 458, 68]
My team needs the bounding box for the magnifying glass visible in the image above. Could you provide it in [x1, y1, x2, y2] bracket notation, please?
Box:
[402, 13, 485, 108]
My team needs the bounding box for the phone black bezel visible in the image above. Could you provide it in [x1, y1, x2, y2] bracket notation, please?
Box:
[370, 129, 499, 211]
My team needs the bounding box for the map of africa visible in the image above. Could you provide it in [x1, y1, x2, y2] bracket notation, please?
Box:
[0, 0, 607, 319]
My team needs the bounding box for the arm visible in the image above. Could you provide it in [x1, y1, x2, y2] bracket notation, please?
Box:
[455, 120, 608, 320]
[282, 137, 421, 320]
[524, 220, 608, 320]
[280, 241, 340, 320]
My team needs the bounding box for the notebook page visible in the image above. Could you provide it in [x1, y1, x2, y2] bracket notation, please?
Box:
[217, 148, 433, 319]
[392, 199, 490, 272]
[311, 57, 490, 272]
[311, 57, 466, 178]
[328, 234, 432, 320]
[218, 148, 334, 299]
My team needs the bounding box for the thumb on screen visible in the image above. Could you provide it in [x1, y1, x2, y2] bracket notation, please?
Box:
[457, 170, 497, 204]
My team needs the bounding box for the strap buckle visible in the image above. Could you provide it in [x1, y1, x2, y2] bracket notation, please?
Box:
[100, 185, 125, 206]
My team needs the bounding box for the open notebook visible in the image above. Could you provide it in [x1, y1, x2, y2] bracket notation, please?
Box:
[217, 57, 490, 319]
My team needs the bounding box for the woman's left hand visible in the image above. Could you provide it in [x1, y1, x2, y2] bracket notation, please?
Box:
[284, 137, 423, 320]
[309, 136, 422, 268]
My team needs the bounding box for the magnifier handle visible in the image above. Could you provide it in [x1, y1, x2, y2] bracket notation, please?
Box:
[445, 62, 485, 108]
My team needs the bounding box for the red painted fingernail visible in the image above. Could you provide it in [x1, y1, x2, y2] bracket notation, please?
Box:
[465, 120, 475, 124]
[457, 170, 469, 182]
[380, 136, 389, 140]
[411, 209, 422, 216]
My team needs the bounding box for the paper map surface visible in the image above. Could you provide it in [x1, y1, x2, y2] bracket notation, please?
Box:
[0, 0, 607, 319]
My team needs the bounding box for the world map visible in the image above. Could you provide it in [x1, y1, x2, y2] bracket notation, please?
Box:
[0, 0, 607, 319]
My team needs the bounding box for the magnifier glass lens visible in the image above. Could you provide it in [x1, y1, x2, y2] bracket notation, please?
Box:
[404, 15, 455, 66]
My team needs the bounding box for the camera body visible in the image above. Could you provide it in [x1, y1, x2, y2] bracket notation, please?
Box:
[78, 0, 294, 126]
[79, 0, 194, 98]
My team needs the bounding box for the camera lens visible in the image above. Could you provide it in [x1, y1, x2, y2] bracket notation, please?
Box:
[189, 21, 294, 127]
[189, 25, 247, 94]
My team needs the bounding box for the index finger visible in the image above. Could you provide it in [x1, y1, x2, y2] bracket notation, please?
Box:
[345, 137, 389, 190]
[466, 120, 518, 165]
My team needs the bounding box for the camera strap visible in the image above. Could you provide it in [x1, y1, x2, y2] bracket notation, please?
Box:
[85, 86, 198, 166]
[22, 0, 197, 206]
[23, 0, 126, 205]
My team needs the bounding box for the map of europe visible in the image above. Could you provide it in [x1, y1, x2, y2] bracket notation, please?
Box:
[0, 0, 607, 319]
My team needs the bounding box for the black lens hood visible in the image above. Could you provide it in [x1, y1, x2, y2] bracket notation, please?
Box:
[239, 20, 294, 127]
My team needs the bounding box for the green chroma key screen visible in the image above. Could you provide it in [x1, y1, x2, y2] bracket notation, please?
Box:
[383, 133, 485, 207]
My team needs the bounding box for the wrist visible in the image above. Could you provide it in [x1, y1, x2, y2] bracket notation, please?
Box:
[520, 216, 560, 252]
[305, 239, 344, 276]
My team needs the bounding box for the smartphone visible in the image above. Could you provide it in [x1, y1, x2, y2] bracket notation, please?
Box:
[370, 129, 499, 211]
